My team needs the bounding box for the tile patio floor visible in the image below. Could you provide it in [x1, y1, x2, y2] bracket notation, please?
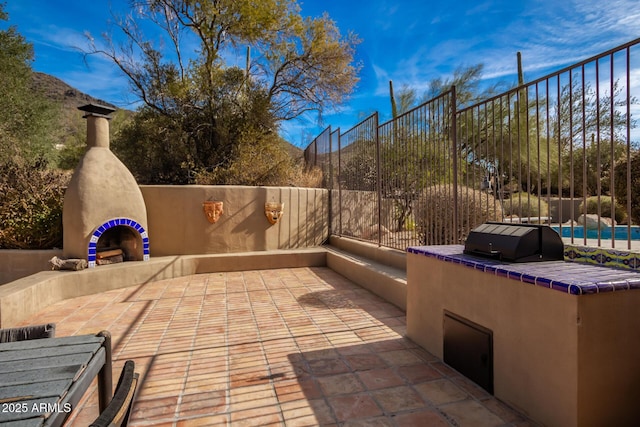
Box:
[18, 267, 537, 426]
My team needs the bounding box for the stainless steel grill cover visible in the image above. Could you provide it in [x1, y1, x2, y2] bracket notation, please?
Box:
[463, 222, 564, 262]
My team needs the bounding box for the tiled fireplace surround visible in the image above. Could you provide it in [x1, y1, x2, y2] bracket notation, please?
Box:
[87, 218, 150, 268]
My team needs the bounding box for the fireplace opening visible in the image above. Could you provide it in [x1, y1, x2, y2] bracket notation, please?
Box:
[96, 226, 142, 264]
[87, 218, 150, 268]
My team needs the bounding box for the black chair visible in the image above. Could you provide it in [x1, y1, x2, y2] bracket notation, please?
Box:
[0, 323, 56, 343]
[90, 360, 139, 427]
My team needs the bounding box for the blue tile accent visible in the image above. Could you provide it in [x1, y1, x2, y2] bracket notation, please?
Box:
[508, 271, 523, 281]
[551, 281, 570, 293]
[577, 284, 599, 294]
[87, 217, 150, 268]
[496, 269, 509, 278]
[407, 245, 640, 295]
[535, 277, 552, 288]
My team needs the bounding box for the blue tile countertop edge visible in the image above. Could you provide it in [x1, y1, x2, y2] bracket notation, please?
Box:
[407, 245, 640, 295]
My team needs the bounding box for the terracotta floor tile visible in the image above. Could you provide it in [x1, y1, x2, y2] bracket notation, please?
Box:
[183, 372, 228, 393]
[431, 361, 461, 377]
[336, 343, 372, 357]
[301, 348, 339, 361]
[230, 370, 272, 388]
[377, 349, 423, 367]
[328, 393, 383, 422]
[229, 384, 278, 411]
[414, 379, 468, 405]
[175, 414, 229, 426]
[62, 404, 98, 426]
[280, 398, 335, 426]
[17, 267, 535, 427]
[439, 399, 505, 427]
[229, 405, 283, 425]
[357, 368, 405, 391]
[178, 390, 226, 417]
[274, 379, 322, 402]
[397, 363, 443, 384]
[316, 373, 365, 396]
[451, 374, 493, 400]
[372, 385, 425, 413]
[130, 395, 179, 421]
[482, 397, 530, 423]
[344, 353, 388, 371]
[306, 358, 350, 376]
[341, 416, 395, 427]
[392, 409, 451, 427]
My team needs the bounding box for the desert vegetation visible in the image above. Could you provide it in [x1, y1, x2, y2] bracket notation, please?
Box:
[1, 1, 357, 248]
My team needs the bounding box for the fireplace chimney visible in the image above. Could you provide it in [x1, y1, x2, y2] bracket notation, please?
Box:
[81, 103, 114, 148]
[62, 104, 150, 267]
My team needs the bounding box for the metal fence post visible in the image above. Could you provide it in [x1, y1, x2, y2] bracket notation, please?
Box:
[328, 126, 332, 238]
[451, 86, 459, 242]
[338, 131, 342, 236]
[375, 112, 382, 246]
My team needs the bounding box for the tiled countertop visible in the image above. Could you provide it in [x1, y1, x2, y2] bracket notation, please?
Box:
[407, 245, 640, 295]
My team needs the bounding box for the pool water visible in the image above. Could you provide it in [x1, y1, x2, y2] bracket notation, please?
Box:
[551, 225, 640, 241]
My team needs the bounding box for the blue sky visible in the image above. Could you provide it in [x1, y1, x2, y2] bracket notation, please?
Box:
[4, 0, 640, 147]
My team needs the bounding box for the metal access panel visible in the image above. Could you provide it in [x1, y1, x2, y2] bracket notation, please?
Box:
[443, 311, 493, 394]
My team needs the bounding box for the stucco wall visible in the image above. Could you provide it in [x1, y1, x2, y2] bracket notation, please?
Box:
[140, 185, 329, 256]
[0, 250, 62, 285]
[0, 186, 328, 284]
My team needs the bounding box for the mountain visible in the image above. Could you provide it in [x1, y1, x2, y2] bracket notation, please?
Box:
[31, 71, 305, 162]
[30, 72, 117, 111]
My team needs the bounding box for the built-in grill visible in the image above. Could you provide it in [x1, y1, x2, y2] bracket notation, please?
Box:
[464, 222, 564, 262]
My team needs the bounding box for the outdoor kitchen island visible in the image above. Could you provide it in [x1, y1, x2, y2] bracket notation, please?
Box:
[406, 245, 640, 427]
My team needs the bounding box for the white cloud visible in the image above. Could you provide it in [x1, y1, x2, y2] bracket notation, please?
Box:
[28, 24, 91, 54]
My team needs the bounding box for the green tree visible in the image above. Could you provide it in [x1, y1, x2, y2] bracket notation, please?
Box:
[553, 78, 637, 197]
[0, 4, 60, 165]
[613, 149, 640, 225]
[0, 4, 70, 249]
[423, 64, 504, 108]
[86, 0, 360, 184]
[379, 67, 488, 232]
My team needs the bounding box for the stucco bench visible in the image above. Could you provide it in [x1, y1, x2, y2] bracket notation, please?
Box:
[406, 245, 640, 427]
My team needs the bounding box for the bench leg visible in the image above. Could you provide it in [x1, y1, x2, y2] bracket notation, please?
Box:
[97, 330, 113, 412]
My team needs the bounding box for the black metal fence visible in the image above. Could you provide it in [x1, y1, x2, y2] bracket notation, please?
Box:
[305, 38, 640, 251]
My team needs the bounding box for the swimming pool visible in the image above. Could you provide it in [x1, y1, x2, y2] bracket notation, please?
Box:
[551, 225, 640, 241]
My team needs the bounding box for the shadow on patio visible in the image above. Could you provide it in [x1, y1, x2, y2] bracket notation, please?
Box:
[17, 267, 535, 426]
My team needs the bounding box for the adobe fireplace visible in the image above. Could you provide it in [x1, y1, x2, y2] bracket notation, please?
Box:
[62, 104, 149, 267]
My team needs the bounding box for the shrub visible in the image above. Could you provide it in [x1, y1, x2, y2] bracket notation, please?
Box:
[502, 192, 549, 219]
[290, 166, 324, 188]
[613, 151, 640, 225]
[194, 138, 303, 186]
[579, 195, 628, 224]
[414, 184, 503, 244]
[0, 158, 70, 249]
